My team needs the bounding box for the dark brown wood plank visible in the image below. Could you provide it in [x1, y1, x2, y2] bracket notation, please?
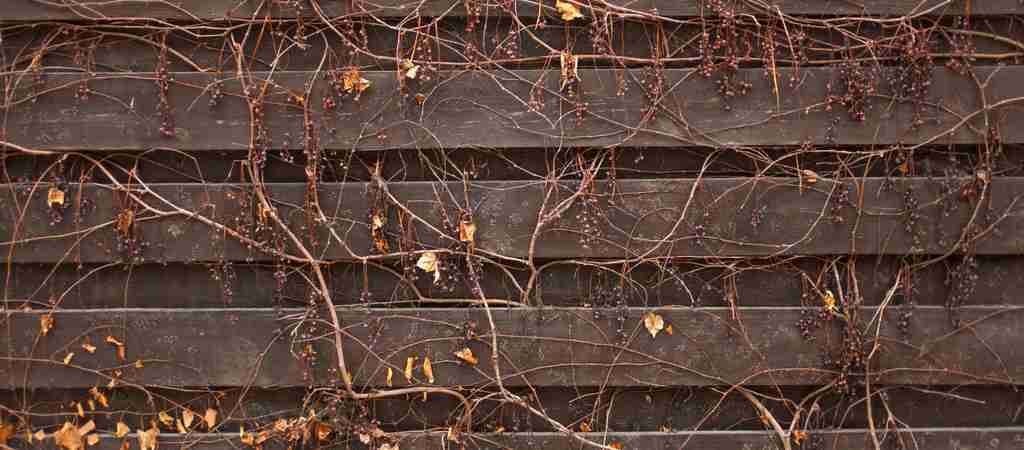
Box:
[3, 255, 1021, 309]
[0, 0, 1010, 21]
[14, 428, 1024, 450]
[4, 67, 1024, 151]
[4, 306, 1024, 388]
[2, 177, 1023, 263]
[7, 385, 1020, 431]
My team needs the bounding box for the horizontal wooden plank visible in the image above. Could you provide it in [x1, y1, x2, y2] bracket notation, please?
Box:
[4, 67, 1024, 151]
[0, 0, 1009, 21]
[4, 306, 1024, 388]
[15, 428, 1024, 450]
[2, 178, 1024, 263]
[4, 19, 1021, 73]
[4, 255, 1023, 309]
[6, 384, 1019, 431]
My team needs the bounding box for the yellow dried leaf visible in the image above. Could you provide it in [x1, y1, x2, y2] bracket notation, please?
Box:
[105, 336, 126, 361]
[643, 311, 664, 338]
[54, 422, 84, 450]
[34, 430, 47, 443]
[115, 422, 130, 439]
[204, 408, 217, 430]
[78, 421, 95, 436]
[579, 421, 592, 432]
[823, 289, 837, 313]
[454, 347, 478, 366]
[157, 411, 173, 428]
[175, 419, 186, 434]
[422, 357, 434, 383]
[404, 356, 415, 382]
[48, 186, 66, 207]
[665, 324, 674, 336]
[82, 342, 96, 353]
[134, 360, 144, 369]
[793, 430, 808, 446]
[88, 387, 109, 408]
[401, 60, 420, 80]
[458, 220, 476, 243]
[342, 68, 371, 94]
[555, 0, 583, 21]
[75, 402, 85, 418]
[416, 252, 438, 273]
[64, 352, 75, 365]
[137, 425, 159, 450]
[182, 409, 195, 429]
[86, 434, 100, 446]
[87, 400, 96, 411]
[40, 314, 54, 336]
[386, 367, 393, 387]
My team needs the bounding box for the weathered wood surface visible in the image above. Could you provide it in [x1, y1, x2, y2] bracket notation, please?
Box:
[3, 256, 1021, 309]
[5, 67, 1024, 151]
[4, 306, 1023, 388]
[17, 428, 1024, 450]
[5, 21, 1021, 73]
[2, 178, 1022, 263]
[0, 0, 1007, 21]
[7, 385, 1020, 431]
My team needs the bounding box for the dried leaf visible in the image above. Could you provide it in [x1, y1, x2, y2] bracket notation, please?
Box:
[134, 359, 144, 369]
[579, 421, 591, 432]
[78, 421, 95, 436]
[342, 67, 371, 94]
[86, 434, 100, 446]
[119, 439, 130, 450]
[315, 422, 331, 441]
[801, 169, 819, 184]
[422, 357, 434, 383]
[386, 367, 393, 387]
[75, 402, 85, 418]
[341, 370, 353, 386]
[54, 422, 84, 450]
[48, 186, 66, 207]
[204, 408, 217, 430]
[404, 356, 415, 382]
[87, 400, 96, 411]
[105, 336, 125, 361]
[40, 314, 54, 336]
[34, 430, 47, 443]
[157, 411, 173, 428]
[454, 347, 478, 366]
[0, 422, 13, 446]
[643, 311, 665, 338]
[88, 387, 109, 408]
[400, 60, 420, 80]
[137, 425, 159, 450]
[458, 220, 477, 243]
[115, 210, 134, 238]
[665, 324, 674, 336]
[416, 252, 438, 273]
[555, 0, 583, 21]
[609, 442, 624, 450]
[823, 289, 837, 313]
[64, 352, 75, 365]
[81, 341, 97, 353]
[175, 419, 186, 434]
[273, 419, 288, 434]
[182, 409, 195, 429]
[414, 93, 426, 105]
[115, 422, 130, 439]
[793, 430, 808, 446]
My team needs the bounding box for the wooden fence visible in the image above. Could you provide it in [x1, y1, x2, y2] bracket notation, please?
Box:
[3, 1, 1024, 449]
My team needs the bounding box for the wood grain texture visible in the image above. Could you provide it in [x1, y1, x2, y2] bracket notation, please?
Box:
[16, 428, 1024, 450]
[2, 178, 1022, 263]
[4, 67, 1024, 151]
[8, 385, 1020, 431]
[4, 306, 1023, 389]
[5, 255, 1024, 309]
[0, 0, 1005, 21]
